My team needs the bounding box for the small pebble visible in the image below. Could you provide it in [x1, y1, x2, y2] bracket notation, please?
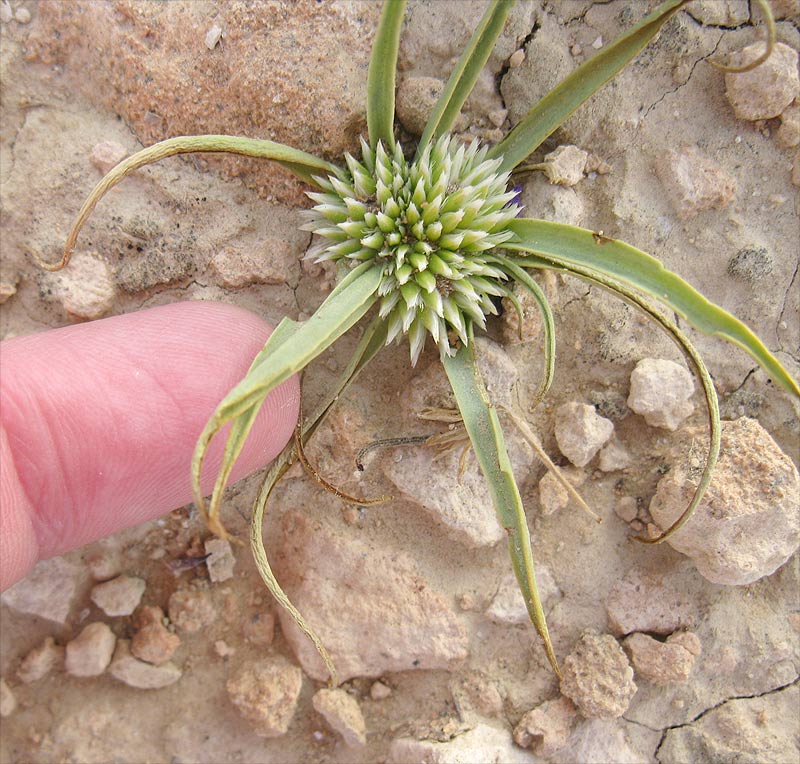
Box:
[513, 696, 577, 756]
[0, 679, 16, 717]
[90, 575, 146, 617]
[312, 688, 367, 748]
[623, 631, 697, 685]
[65, 622, 116, 677]
[109, 639, 182, 689]
[17, 637, 64, 683]
[131, 606, 180, 665]
[554, 402, 614, 467]
[89, 141, 126, 174]
[204, 538, 236, 582]
[560, 632, 637, 719]
[205, 24, 223, 50]
[592, 35, 603, 49]
[227, 658, 303, 738]
[508, 49, 525, 68]
[214, 640, 236, 658]
[14, 6, 30, 23]
[614, 497, 639, 524]
[0, 3, 12, 23]
[370, 680, 392, 700]
[627, 358, 694, 431]
[168, 588, 216, 633]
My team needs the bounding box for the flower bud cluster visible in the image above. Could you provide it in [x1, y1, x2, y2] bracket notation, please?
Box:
[304, 135, 520, 363]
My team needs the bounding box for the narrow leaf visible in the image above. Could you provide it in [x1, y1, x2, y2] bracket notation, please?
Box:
[367, 0, 407, 149]
[49, 135, 337, 271]
[442, 334, 561, 677]
[488, 0, 688, 172]
[191, 264, 383, 529]
[417, 0, 515, 155]
[506, 218, 800, 398]
[519, 253, 722, 544]
[249, 315, 390, 686]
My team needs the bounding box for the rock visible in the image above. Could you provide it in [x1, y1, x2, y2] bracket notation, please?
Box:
[65, 622, 116, 677]
[686, 0, 749, 25]
[109, 639, 182, 689]
[275, 512, 468, 682]
[508, 48, 525, 68]
[659, 683, 799, 764]
[242, 611, 275, 647]
[0, 679, 16, 717]
[513, 696, 577, 756]
[55, 252, 116, 320]
[385, 437, 510, 546]
[554, 402, 614, 467]
[370, 681, 392, 700]
[86, 551, 122, 582]
[537, 145, 588, 186]
[614, 497, 639, 524]
[623, 632, 697, 685]
[213, 640, 235, 658]
[210, 237, 300, 289]
[627, 358, 695, 431]
[226, 657, 303, 738]
[538, 468, 585, 515]
[27, 1, 380, 205]
[485, 570, 560, 626]
[89, 140, 126, 173]
[388, 723, 537, 764]
[727, 245, 774, 282]
[0, 279, 17, 303]
[168, 588, 217, 633]
[131, 606, 180, 665]
[396, 76, 445, 136]
[655, 145, 737, 220]
[204, 538, 235, 583]
[450, 673, 504, 719]
[0, 2, 11, 24]
[649, 418, 800, 585]
[598, 441, 632, 472]
[1, 557, 78, 624]
[777, 102, 800, 148]
[559, 632, 637, 719]
[17, 637, 64, 683]
[312, 688, 367, 748]
[668, 630, 702, 656]
[606, 565, 701, 636]
[90, 575, 146, 617]
[725, 42, 800, 121]
[115, 246, 195, 293]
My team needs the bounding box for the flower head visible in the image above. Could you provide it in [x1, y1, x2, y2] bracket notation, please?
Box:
[304, 135, 520, 364]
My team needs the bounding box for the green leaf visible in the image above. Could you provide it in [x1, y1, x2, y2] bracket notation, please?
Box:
[51, 135, 338, 271]
[191, 263, 384, 534]
[417, 0, 515, 156]
[521, 253, 721, 544]
[367, 0, 407, 150]
[488, 0, 688, 172]
[249, 314, 390, 686]
[506, 218, 800, 398]
[442, 333, 561, 677]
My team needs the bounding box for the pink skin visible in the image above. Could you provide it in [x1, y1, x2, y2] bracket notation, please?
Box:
[0, 302, 299, 591]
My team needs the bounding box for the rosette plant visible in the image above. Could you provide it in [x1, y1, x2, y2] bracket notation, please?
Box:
[48, 0, 798, 684]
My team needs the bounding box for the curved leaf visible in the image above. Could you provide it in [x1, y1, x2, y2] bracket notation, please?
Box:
[488, 0, 688, 172]
[191, 263, 383, 535]
[249, 314, 390, 686]
[417, 0, 515, 156]
[367, 0, 407, 149]
[49, 135, 337, 271]
[520, 252, 721, 544]
[505, 218, 800, 398]
[442, 332, 561, 677]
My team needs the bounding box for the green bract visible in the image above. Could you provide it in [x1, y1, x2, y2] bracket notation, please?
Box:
[50, 0, 797, 686]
